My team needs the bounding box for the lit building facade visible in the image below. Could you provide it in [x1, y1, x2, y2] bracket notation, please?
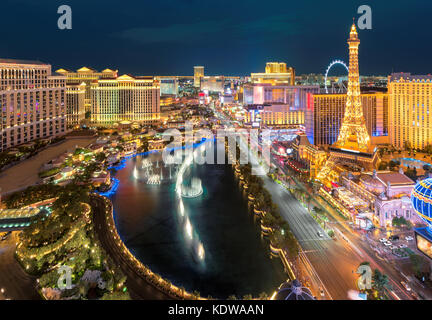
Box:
[243, 84, 318, 128]
[200, 76, 224, 93]
[292, 135, 327, 179]
[306, 92, 389, 146]
[388, 73, 432, 150]
[157, 76, 179, 96]
[243, 83, 319, 108]
[342, 170, 421, 228]
[0, 59, 66, 152]
[251, 62, 295, 86]
[90, 75, 160, 125]
[56, 67, 118, 114]
[66, 82, 86, 126]
[194, 66, 204, 88]
[244, 104, 304, 127]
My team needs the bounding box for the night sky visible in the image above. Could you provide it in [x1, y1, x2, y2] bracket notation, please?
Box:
[1, 0, 431, 76]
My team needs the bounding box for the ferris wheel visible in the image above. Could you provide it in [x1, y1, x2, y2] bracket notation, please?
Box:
[325, 60, 349, 94]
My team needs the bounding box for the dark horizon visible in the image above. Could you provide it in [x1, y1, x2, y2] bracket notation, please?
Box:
[1, 0, 431, 77]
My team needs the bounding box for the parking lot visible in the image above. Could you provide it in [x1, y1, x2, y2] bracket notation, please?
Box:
[367, 231, 417, 261]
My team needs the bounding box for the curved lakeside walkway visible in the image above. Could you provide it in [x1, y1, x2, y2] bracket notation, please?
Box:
[93, 140, 285, 299]
[91, 194, 193, 300]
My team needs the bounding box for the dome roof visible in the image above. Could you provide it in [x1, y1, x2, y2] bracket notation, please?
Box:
[359, 174, 385, 194]
[273, 280, 315, 300]
[411, 179, 432, 226]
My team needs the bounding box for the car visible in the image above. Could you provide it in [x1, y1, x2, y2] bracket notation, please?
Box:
[318, 232, 323, 238]
[379, 238, 387, 243]
[384, 241, 392, 246]
[401, 281, 412, 291]
[390, 235, 400, 241]
[319, 287, 325, 297]
[390, 245, 398, 250]
[399, 244, 408, 249]
[405, 236, 414, 241]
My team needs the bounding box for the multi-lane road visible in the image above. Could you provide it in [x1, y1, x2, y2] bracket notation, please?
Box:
[214, 107, 417, 300]
[262, 174, 361, 300]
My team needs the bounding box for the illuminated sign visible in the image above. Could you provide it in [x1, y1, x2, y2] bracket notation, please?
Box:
[416, 233, 432, 260]
[341, 148, 360, 154]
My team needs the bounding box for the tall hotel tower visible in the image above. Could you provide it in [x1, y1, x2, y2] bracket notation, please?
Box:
[91, 74, 160, 125]
[317, 24, 378, 184]
[0, 59, 66, 152]
[388, 73, 432, 150]
[56, 67, 118, 114]
[194, 66, 204, 88]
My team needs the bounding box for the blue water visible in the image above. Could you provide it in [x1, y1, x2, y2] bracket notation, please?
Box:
[110, 153, 287, 298]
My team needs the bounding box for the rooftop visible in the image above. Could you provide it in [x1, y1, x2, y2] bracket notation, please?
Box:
[376, 171, 414, 186]
[0, 58, 47, 66]
[273, 280, 315, 300]
[390, 72, 432, 82]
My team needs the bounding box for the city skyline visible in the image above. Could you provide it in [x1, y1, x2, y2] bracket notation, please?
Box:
[1, 0, 432, 76]
[2, 1, 432, 306]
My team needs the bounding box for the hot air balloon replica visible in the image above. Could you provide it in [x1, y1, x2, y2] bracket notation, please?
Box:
[411, 178, 432, 261]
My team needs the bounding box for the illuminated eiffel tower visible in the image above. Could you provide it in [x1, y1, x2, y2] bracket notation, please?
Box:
[317, 23, 378, 184]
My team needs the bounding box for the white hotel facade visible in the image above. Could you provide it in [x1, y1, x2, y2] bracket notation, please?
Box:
[0, 59, 66, 152]
[91, 74, 160, 125]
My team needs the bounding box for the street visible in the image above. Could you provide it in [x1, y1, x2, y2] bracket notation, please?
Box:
[215, 106, 419, 300]
[262, 175, 360, 300]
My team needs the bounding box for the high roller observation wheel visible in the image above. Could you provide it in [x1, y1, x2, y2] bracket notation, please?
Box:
[325, 60, 349, 94]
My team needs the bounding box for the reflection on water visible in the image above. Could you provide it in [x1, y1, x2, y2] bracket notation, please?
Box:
[111, 148, 286, 298]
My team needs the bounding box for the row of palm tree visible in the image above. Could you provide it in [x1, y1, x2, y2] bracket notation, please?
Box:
[231, 144, 300, 260]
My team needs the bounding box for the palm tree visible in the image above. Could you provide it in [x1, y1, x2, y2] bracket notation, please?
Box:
[372, 269, 391, 298]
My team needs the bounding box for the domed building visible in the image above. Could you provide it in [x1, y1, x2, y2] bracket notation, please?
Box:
[359, 172, 386, 195]
[411, 179, 432, 231]
[341, 169, 421, 228]
[272, 280, 315, 300]
[411, 179, 432, 266]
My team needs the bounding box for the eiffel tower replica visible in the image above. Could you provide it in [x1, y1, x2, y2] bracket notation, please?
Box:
[317, 23, 379, 184]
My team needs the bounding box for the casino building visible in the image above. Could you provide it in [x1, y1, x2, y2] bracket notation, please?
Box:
[342, 169, 421, 228]
[90, 74, 160, 126]
[388, 73, 432, 150]
[56, 67, 118, 114]
[411, 179, 432, 272]
[305, 91, 389, 147]
[65, 82, 86, 126]
[0, 58, 66, 152]
[251, 62, 295, 86]
[243, 84, 319, 128]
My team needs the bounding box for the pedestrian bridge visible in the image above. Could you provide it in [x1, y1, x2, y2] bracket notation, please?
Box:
[0, 207, 49, 231]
